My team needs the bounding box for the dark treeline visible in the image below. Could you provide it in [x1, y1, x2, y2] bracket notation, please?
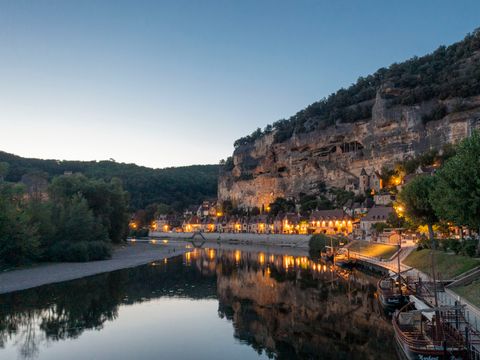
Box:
[0, 151, 218, 211]
[234, 28, 480, 148]
[0, 174, 129, 266]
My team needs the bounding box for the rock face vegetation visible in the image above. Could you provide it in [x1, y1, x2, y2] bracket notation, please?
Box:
[220, 29, 480, 208]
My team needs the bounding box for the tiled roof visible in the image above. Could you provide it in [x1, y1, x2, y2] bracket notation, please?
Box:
[363, 206, 393, 221]
[310, 209, 350, 221]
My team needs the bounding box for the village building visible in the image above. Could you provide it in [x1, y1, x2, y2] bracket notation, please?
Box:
[183, 215, 202, 232]
[359, 206, 394, 239]
[153, 215, 171, 232]
[358, 168, 383, 194]
[310, 209, 353, 235]
[373, 191, 396, 206]
[397, 165, 437, 191]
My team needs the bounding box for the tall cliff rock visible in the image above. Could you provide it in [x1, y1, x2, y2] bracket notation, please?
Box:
[219, 30, 480, 208]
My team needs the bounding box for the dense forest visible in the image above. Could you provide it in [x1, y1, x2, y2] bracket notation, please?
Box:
[0, 174, 129, 266]
[234, 28, 480, 147]
[0, 151, 219, 211]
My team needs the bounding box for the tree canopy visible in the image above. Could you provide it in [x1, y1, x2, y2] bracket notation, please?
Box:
[431, 131, 480, 231]
[0, 174, 130, 266]
[397, 175, 438, 240]
[0, 151, 218, 211]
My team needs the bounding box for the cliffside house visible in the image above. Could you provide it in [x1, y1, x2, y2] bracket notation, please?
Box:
[398, 165, 437, 191]
[373, 191, 396, 206]
[309, 209, 353, 235]
[359, 206, 394, 239]
[359, 168, 383, 194]
[345, 179, 360, 195]
[343, 198, 374, 218]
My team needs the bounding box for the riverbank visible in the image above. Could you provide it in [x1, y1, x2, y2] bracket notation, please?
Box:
[0, 242, 186, 294]
[149, 231, 310, 248]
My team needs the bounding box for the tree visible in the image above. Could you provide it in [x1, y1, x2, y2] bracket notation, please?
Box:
[268, 197, 295, 216]
[398, 175, 439, 241]
[0, 183, 39, 266]
[431, 131, 480, 233]
[398, 174, 440, 305]
[0, 162, 9, 181]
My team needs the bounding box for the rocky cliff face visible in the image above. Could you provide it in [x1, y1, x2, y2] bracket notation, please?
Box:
[219, 92, 480, 208]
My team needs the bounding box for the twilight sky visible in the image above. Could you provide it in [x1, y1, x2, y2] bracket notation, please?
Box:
[0, 1, 479, 168]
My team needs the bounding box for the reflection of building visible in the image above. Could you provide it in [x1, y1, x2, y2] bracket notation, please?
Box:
[211, 249, 397, 360]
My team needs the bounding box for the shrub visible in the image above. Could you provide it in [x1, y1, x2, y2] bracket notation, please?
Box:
[48, 241, 111, 262]
[462, 239, 478, 257]
[87, 241, 112, 261]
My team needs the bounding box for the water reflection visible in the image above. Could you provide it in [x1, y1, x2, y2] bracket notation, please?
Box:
[0, 248, 396, 359]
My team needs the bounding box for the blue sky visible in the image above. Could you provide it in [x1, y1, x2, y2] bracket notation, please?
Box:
[0, 0, 479, 168]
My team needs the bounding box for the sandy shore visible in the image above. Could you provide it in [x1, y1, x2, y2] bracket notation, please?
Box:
[0, 242, 186, 294]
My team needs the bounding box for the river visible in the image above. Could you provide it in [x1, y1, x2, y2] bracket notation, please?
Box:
[0, 246, 397, 359]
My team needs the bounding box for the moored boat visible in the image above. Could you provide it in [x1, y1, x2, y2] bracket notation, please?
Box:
[393, 298, 473, 360]
[321, 245, 335, 262]
[377, 276, 409, 311]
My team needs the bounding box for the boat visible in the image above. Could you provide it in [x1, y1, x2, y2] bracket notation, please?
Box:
[393, 297, 473, 360]
[334, 248, 353, 268]
[321, 245, 335, 262]
[377, 276, 409, 312]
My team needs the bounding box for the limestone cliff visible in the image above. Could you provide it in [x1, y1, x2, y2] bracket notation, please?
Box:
[219, 31, 480, 208]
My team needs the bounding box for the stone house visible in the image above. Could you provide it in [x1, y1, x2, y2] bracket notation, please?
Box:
[359, 206, 393, 239]
[183, 215, 202, 232]
[153, 215, 170, 232]
[358, 168, 383, 194]
[373, 192, 396, 206]
[310, 209, 353, 235]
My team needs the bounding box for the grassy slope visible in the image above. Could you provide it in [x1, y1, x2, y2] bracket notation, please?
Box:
[454, 279, 480, 308]
[347, 241, 398, 260]
[403, 249, 480, 279]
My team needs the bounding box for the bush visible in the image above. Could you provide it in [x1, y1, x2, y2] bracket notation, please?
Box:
[129, 228, 149, 238]
[87, 241, 112, 261]
[462, 239, 478, 257]
[48, 241, 111, 262]
[439, 238, 461, 254]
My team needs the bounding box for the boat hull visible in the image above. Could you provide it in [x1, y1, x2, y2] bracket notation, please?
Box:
[394, 332, 468, 360]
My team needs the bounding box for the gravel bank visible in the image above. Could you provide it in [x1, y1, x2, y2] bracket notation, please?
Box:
[0, 242, 186, 294]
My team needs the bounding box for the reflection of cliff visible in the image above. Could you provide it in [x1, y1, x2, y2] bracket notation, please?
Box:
[214, 253, 396, 359]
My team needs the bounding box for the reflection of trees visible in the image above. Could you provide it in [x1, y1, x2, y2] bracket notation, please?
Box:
[0, 255, 216, 359]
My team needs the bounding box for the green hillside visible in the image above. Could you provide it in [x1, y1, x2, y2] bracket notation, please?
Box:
[0, 151, 219, 211]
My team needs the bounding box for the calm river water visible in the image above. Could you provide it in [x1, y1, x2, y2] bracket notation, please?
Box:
[0, 247, 397, 360]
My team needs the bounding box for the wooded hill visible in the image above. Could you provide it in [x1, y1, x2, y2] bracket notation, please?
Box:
[0, 151, 219, 211]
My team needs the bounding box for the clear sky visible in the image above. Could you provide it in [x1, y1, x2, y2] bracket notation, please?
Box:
[0, 1, 479, 168]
